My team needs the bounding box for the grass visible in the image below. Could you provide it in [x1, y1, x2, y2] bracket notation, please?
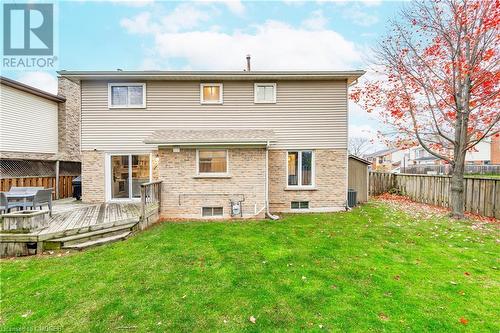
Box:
[1, 202, 498, 332]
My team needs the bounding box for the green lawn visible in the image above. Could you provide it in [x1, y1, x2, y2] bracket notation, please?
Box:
[1, 203, 498, 332]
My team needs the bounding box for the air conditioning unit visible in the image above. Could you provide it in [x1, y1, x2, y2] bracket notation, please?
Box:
[230, 200, 242, 217]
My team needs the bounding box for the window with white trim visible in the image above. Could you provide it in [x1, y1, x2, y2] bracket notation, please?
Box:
[200, 83, 223, 104]
[108, 83, 146, 108]
[197, 149, 228, 174]
[291, 201, 309, 209]
[287, 151, 314, 187]
[254, 83, 276, 103]
[202, 207, 223, 217]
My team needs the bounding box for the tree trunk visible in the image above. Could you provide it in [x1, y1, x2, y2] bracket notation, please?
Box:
[450, 156, 465, 219]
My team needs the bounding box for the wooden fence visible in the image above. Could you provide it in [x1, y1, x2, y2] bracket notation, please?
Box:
[0, 176, 76, 199]
[369, 172, 500, 219]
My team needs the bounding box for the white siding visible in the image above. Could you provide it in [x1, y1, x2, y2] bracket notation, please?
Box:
[81, 80, 348, 151]
[0, 84, 58, 154]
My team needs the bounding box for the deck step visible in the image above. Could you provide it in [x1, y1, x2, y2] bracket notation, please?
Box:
[47, 222, 136, 243]
[62, 231, 131, 250]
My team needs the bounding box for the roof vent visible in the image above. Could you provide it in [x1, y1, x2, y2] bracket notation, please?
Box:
[245, 54, 251, 71]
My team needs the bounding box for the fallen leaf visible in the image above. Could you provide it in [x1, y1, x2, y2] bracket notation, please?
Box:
[458, 290, 465, 296]
[330, 285, 337, 289]
[21, 310, 32, 318]
[393, 275, 400, 280]
[459, 317, 468, 325]
[378, 313, 389, 321]
[464, 272, 471, 276]
[249, 316, 256, 324]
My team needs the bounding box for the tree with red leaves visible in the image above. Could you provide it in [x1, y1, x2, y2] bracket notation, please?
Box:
[351, 0, 500, 219]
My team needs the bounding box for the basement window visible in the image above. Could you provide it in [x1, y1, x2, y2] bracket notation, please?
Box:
[291, 201, 309, 210]
[202, 207, 223, 217]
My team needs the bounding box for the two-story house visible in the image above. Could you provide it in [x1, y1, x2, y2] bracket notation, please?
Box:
[58, 70, 364, 219]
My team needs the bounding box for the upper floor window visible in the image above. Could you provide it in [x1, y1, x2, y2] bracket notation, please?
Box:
[197, 149, 228, 174]
[287, 151, 314, 187]
[200, 83, 223, 104]
[254, 83, 276, 103]
[108, 83, 146, 108]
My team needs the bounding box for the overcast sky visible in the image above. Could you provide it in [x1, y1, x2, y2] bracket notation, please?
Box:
[4, 0, 406, 150]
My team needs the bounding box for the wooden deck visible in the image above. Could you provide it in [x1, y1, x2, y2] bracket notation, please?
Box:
[1, 201, 141, 242]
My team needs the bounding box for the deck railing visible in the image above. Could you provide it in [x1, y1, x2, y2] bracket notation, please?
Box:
[140, 181, 162, 220]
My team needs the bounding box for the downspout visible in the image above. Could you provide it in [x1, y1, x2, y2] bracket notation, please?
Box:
[265, 141, 279, 220]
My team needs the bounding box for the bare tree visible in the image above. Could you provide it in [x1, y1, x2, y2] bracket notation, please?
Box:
[348, 137, 371, 157]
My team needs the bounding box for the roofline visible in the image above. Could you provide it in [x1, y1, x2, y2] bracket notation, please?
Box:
[348, 154, 371, 165]
[0, 76, 66, 103]
[57, 70, 366, 85]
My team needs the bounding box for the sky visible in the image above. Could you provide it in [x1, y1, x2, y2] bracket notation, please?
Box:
[2, 0, 407, 149]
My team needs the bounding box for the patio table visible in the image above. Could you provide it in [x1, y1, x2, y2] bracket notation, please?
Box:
[4, 192, 35, 210]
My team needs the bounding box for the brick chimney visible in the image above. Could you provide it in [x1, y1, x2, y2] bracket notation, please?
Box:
[491, 135, 500, 164]
[57, 76, 81, 162]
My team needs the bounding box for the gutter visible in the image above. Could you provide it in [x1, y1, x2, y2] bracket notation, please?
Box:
[265, 140, 279, 220]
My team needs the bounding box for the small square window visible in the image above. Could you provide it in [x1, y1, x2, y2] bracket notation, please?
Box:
[254, 83, 276, 103]
[291, 201, 309, 209]
[201, 83, 223, 104]
[197, 149, 228, 174]
[202, 207, 223, 217]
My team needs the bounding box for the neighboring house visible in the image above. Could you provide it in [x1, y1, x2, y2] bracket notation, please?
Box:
[0, 76, 81, 197]
[365, 148, 401, 172]
[57, 69, 365, 218]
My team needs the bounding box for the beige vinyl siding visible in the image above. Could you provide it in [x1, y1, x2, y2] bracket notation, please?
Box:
[0, 84, 58, 153]
[81, 80, 347, 151]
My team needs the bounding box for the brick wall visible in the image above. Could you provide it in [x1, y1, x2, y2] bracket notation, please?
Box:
[158, 148, 266, 219]
[81, 150, 105, 203]
[268, 149, 347, 212]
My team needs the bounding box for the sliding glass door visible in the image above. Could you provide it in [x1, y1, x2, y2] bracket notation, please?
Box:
[110, 154, 150, 200]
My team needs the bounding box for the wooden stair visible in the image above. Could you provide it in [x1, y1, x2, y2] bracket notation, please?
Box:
[45, 223, 135, 250]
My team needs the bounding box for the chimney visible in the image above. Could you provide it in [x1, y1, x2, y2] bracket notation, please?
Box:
[246, 54, 251, 71]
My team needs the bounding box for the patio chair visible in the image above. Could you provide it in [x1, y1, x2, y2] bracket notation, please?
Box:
[0, 192, 8, 214]
[0, 192, 25, 213]
[22, 189, 53, 216]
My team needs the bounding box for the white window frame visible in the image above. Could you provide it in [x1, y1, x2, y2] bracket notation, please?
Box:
[291, 201, 310, 210]
[286, 150, 315, 188]
[108, 83, 146, 109]
[254, 83, 277, 104]
[196, 149, 229, 176]
[105, 152, 152, 202]
[201, 206, 224, 218]
[200, 83, 223, 104]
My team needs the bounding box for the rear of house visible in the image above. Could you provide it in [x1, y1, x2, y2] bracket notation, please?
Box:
[59, 70, 364, 219]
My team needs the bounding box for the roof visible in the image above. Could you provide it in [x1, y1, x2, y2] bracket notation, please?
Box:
[144, 129, 276, 146]
[0, 160, 80, 179]
[0, 76, 66, 103]
[364, 148, 399, 159]
[57, 70, 366, 85]
[348, 155, 371, 165]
